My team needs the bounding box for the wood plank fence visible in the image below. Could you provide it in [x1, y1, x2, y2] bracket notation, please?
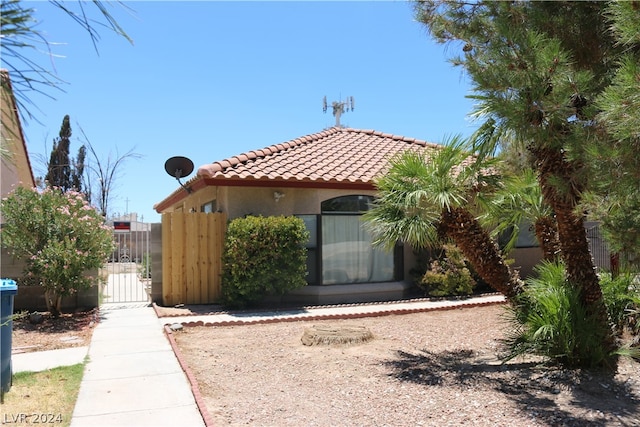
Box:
[161, 212, 227, 305]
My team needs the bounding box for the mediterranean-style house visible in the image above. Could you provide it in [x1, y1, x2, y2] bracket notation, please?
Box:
[153, 124, 613, 304]
[154, 127, 543, 304]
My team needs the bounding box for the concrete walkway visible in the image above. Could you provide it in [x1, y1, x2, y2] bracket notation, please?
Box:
[70, 304, 205, 427]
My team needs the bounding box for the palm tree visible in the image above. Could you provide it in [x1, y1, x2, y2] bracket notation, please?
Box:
[364, 137, 523, 302]
[482, 168, 560, 262]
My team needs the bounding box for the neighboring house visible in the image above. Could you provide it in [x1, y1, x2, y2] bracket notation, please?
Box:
[1, 69, 36, 204]
[1, 69, 36, 275]
[154, 127, 446, 304]
[106, 213, 152, 263]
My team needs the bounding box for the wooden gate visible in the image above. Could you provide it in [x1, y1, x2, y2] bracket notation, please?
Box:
[161, 212, 226, 305]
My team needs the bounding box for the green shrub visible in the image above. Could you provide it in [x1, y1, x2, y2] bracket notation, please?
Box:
[1, 186, 114, 316]
[502, 261, 616, 369]
[417, 244, 476, 297]
[221, 215, 309, 308]
[600, 271, 640, 336]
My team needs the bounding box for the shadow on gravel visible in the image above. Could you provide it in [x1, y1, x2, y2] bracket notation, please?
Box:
[384, 349, 640, 427]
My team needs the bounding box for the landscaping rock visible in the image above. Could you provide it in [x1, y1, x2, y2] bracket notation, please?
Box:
[29, 312, 44, 324]
[169, 323, 184, 332]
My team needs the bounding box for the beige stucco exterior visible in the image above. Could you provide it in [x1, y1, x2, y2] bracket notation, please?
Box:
[159, 184, 418, 296]
[160, 185, 380, 217]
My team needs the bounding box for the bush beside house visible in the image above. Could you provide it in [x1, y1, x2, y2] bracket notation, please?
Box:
[416, 244, 477, 297]
[1, 187, 113, 316]
[221, 215, 309, 308]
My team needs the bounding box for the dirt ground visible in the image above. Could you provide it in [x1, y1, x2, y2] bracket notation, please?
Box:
[11, 308, 99, 354]
[172, 305, 640, 427]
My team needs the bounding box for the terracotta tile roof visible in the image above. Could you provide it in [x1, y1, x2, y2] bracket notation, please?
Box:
[196, 127, 441, 185]
[155, 127, 442, 212]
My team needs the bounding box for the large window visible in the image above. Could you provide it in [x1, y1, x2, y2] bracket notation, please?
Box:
[299, 195, 398, 285]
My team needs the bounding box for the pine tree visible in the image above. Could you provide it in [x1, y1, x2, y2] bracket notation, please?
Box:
[71, 144, 86, 194]
[45, 115, 73, 191]
[44, 115, 87, 194]
[415, 1, 621, 364]
[587, 2, 640, 264]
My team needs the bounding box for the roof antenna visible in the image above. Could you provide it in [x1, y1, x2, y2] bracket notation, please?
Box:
[323, 95, 354, 128]
[164, 156, 194, 194]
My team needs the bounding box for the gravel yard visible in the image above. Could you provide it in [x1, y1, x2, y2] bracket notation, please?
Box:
[173, 304, 640, 426]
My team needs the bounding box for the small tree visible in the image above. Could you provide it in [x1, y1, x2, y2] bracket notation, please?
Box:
[1, 186, 114, 316]
[79, 126, 141, 217]
[482, 168, 560, 262]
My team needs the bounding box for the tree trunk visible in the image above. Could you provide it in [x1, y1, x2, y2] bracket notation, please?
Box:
[531, 146, 616, 357]
[44, 289, 62, 317]
[531, 147, 603, 301]
[534, 215, 561, 261]
[440, 207, 523, 303]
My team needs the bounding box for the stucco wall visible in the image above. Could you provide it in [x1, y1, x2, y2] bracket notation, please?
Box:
[163, 185, 387, 217]
[161, 185, 416, 282]
[224, 187, 377, 217]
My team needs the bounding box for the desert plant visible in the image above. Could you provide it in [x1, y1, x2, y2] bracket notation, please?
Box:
[418, 244, 476, 297]
[600, 271, 640, 337]
[1, 186, 114, 316]
[502, 261, 616, 369]
[221, 215, 309, 308]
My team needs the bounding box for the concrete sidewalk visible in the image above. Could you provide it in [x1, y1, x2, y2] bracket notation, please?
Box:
[12, 346, 89, 373]
[70, 305, 205, 427]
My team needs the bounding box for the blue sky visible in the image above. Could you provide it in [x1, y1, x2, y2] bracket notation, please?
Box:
[12, 1, 477, 223]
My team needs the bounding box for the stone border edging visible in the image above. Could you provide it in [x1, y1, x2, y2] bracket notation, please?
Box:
[152, 293, 504, 318]
[152, 302, 164, 318]
[163, 325, 215, 427]
[176, 299, 506, 328]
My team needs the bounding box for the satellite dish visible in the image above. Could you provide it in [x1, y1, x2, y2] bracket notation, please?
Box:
[164, 156, 194, 193]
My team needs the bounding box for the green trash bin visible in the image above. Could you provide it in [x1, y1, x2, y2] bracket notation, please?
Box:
[1, 279, 18, 402]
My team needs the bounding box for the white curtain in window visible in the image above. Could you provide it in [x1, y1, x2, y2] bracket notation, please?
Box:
[321, 215, 394, 284]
